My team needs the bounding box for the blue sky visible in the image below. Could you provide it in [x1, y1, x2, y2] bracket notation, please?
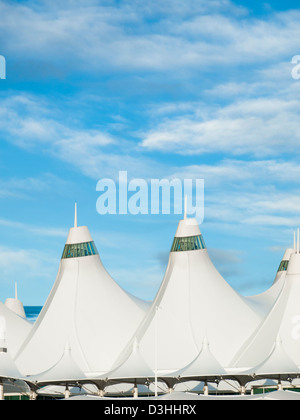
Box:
[0, 0, 300, 305]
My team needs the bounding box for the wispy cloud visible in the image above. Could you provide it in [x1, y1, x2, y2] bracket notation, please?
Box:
[0, 94, 115, 149]
[0, 173, 69, 201]
[0, 0, 299, 77]
[0, 93, 162, 179]
[141, 97, 300, 157]
[0, 217, 67, 238]
[172, 159, 300, 186]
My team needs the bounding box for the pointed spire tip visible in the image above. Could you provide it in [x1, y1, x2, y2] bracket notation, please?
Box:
[184, 195, 187, 220]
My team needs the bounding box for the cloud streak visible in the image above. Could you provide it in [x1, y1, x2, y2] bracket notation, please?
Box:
[1, 0, 300, 77]
[141, 97, 300, 157]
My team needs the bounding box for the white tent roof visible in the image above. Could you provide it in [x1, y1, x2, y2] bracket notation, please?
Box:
[0, 348, 23, 380]
[0, 316, 24, 380]
[28, 343, 86, 385]
[115, 216, 262, 374]
[15, 206, 150, 376]
[243, 247, 293, 319]
[243, 276, 286, 319]
[99, 338, 154, 382]
[168, 337, 227, 379]
[6, 208, 300, 387]
[231, 250, 300, 370]
[272, 248, 293, 285]
[247, 335, 299, 377]
[0, 303, 32, 359]
[244, 254, 289, 316]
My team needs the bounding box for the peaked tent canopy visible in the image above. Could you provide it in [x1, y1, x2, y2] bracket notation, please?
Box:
[15, 205, 150, 376]
[231, 244, 300, 370]
[169, 337, 227, 381]
[243, 247, 293, 319]
[0, 321, 24, 380]
[273, 248, 294, 285]
[28, 343, 86, 386]
[114, 216, 262, 374]
[0, 304, 31, 359]
[247, 335, 299, 379]
[99, 338, 154, 384]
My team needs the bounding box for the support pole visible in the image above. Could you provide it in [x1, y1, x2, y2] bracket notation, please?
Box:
[98, 389, 105, 398]
[30, 390, 37, 400]
[154, 306, 158, 397]
[133, 383, 138, 399]
[64, 385, 70, 399]
[277, 380, 283, 391]
[154, 305, 162, 398]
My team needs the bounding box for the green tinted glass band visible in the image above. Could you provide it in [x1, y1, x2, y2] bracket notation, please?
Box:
[62, 241, 99, 259]
[171, 235, 206, 252]
[277, 260, 289, 273]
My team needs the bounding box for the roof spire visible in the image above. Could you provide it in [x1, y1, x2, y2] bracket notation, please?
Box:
[184, 195, 187, 220]
[74, 202, 78, 228]
[298, 228, 299, 254]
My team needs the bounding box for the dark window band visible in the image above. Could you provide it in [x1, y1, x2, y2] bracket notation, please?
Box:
[62, 241, 99, 259]
[277, 260, 289, 273]
[171, 235, 206, 252]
